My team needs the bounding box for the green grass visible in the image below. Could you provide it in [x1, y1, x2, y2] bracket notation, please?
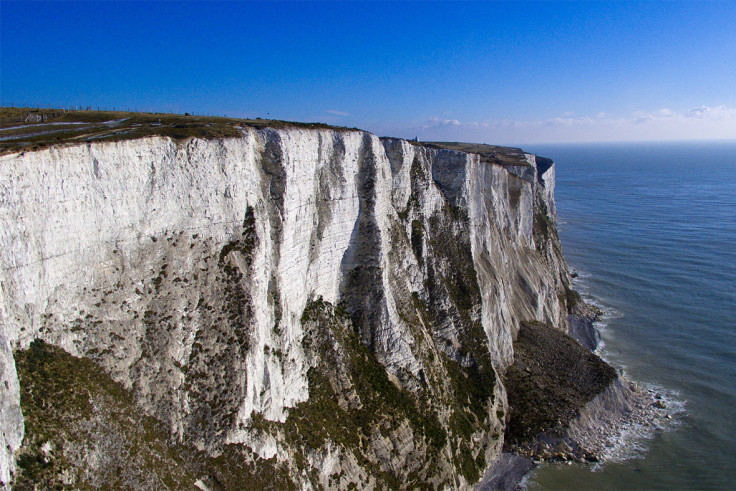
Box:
[14, 339, 199, 489]
[2, 108, 534, 173]
[299, 299, 446, 450]
[0, 106, 360, 155]
[293, 299, 449, 487]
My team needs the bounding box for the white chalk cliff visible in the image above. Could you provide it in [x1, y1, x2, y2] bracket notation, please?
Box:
[0, 127, 573, 488]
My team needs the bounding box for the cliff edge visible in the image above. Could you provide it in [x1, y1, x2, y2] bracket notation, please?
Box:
[1, 111, 608, 489]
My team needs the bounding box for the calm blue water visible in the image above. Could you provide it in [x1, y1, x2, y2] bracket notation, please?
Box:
[520, 141, 736, 490]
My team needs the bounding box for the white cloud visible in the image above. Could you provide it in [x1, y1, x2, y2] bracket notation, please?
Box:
[325, 109, 350, 117]
[685, 105, 736, 119]
[655, 108, 677, 118]
[414, 106, 736, 144]
[423, 117, 462, 128]
[688, 106, 710, 117]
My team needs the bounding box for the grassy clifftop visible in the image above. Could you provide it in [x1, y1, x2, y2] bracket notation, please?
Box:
[420, 141, 532, 167]
[1, 108, 531, 171]
[0, 107, 359, 155]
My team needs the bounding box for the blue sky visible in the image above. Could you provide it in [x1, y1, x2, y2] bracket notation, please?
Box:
[2, 1, 735, 144]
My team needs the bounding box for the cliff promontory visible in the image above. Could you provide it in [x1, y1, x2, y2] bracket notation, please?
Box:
[0, 110, 619, 489]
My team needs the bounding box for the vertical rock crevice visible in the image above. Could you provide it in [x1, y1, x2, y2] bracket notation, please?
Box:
[339, 134, 386, 351]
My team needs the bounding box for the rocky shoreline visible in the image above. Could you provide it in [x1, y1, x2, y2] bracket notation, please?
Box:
[479, 308, 673, 490]
[476, 453, 534, 491]
[565, 377, 673, 462]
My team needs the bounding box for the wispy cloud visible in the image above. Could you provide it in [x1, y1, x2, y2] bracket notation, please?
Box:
[325, 109, 350, 117]
[685, 105, 736, 119]
[415, 106, 736, 143]
[423, 117, 493, 129]
[423, 117, 462, 128]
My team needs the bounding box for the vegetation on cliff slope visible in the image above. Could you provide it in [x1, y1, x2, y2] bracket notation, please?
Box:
[13, 297, 497, 489]
[13, 340, 292, 490]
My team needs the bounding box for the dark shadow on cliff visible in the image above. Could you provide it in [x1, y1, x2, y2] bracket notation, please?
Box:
[338, 133, 386, 349]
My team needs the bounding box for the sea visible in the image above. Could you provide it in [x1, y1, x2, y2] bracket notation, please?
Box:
[518, 141, 736, 490]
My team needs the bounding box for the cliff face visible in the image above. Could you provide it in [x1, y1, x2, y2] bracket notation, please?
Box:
[0, 127, 572, 488]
